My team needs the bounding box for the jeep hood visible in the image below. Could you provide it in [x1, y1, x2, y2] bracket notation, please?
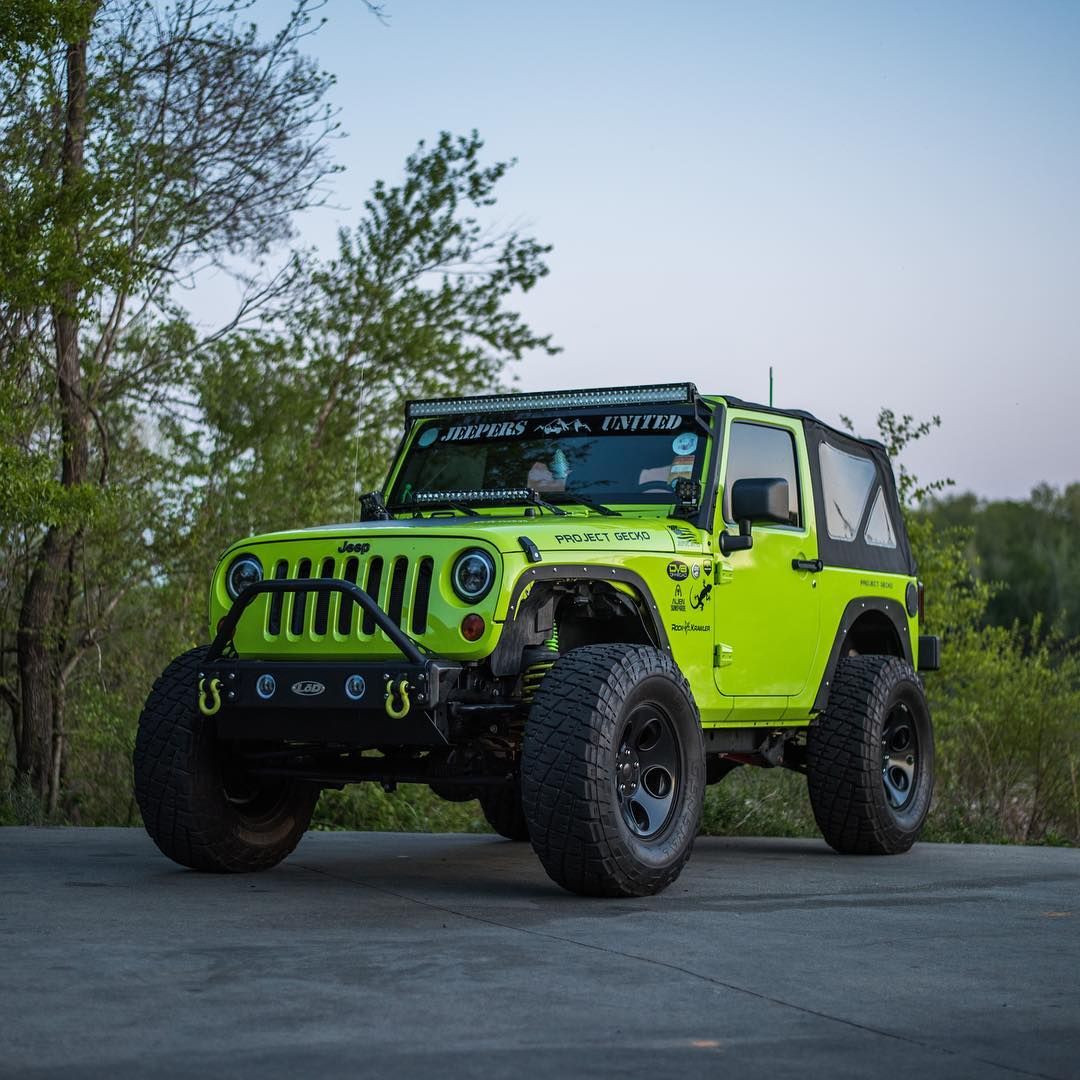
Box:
[220, 513, 690, 561]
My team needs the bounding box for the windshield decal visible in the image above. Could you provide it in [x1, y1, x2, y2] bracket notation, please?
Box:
[536, 418, 591, 435]
[425, 413, 689, 443]
[600, 414, 683, 432]
[440, 420, 528, 442]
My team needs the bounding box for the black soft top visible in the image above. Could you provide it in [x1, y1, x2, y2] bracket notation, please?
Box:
[720, 395, 915, 576]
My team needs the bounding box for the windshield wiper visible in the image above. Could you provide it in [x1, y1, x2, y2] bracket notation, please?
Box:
[544, 492, 621, 516]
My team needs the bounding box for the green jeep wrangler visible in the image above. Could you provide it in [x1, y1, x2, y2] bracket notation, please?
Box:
[134, 383, 940, 897]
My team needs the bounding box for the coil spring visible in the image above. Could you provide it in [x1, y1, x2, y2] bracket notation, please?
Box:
[522, 623, 559, 701]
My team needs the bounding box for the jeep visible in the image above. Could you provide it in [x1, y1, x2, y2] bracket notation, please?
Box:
[134, 383, 941, 896]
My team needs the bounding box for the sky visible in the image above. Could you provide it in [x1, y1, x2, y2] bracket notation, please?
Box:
[234, 0, 1080, 499]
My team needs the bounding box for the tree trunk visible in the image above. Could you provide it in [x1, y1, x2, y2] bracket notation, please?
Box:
[14, 36, 90, 803]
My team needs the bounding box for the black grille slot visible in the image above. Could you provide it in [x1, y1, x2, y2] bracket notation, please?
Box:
[290, 558, 312, 636]
[411, 557, 434, 634]
[313, 556, 335, 635]
[387, 557, 408, 627]
[338, 556, 360, 635]
[267, 560, 288, 635]
[362, 557, 384, 635]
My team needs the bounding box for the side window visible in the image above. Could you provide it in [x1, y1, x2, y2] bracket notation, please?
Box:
[864, 487, 897, 548]
[818, 442, 876, 541]
[722, 422, 800, 526]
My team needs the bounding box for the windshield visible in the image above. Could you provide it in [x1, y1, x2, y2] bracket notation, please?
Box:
[388, 409, 705, 508]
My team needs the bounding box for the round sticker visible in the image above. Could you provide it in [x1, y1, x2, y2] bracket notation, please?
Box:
[417, 426, 439, 448]
[672, 432, 698, 456]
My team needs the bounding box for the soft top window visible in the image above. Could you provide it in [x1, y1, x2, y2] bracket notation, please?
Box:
[818, 442, 876, 542]
[864, 487, 897, 548]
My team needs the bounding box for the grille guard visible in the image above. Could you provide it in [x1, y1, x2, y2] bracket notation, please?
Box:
[207, 577, 430, 664]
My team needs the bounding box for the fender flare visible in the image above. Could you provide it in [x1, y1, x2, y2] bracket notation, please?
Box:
[812, 596, 913, 712]
[489, 565, 671, 676]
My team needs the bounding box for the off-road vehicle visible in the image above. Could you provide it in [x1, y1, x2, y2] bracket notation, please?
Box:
[134, 383, 941, 896]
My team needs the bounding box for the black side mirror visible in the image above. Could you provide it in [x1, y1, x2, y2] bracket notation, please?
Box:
[719, 477, 790, 555]
[731, 477, 790, 526]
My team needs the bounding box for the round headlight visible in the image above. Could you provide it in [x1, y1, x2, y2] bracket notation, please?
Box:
[451, 548, 495, 604]
[225, 554, 263, 600]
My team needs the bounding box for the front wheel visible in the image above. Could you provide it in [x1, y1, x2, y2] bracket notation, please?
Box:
[133, 647, 318, 872]
[806, 655, 934, 855]
[522, 644, 705, 897]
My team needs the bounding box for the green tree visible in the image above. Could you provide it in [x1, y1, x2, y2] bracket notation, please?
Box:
[923, 485, 1080, 640]
[857, 409, 1080, 844]
[0, 0, 346, 808]
[173, 131, 558, 566]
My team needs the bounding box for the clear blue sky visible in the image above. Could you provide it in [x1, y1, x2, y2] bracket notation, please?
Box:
[244, 0, 1079, 499]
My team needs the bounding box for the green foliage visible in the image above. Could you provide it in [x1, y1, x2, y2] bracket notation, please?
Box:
[922, 485, 1080, 641]
[701, 768, 817, 839]
[863, 410, 1080, 846]
[176, 130, 558, 562]
[312, 785, 490, 835]
[928, 622, 1080, 844]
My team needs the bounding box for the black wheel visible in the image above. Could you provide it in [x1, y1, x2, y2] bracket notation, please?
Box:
[133, 646, 318, 872]
[521, 643, 705, 897]
[479, 778, 530, 841]
[806, 655, 934, 855]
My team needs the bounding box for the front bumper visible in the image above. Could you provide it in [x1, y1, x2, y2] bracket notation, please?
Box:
[199, 657, 462, 745]
[200, 576, 463, 747]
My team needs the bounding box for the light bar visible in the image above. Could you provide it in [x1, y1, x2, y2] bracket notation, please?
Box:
[413, 489, 533, 504]
[406, 383, 698, 419]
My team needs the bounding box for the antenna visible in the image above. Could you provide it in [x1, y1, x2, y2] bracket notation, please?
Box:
[769, 366, 774, 407]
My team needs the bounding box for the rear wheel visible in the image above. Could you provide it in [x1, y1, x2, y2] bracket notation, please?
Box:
[479, 778, 530, 841]
[133, 647, 317, 872]
[522, 644, 705, 897]
[806, 655, 934, 855]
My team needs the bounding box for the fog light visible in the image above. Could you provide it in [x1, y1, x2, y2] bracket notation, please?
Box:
[460, 613, 485, 641]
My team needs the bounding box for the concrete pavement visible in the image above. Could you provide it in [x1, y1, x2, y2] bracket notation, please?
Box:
[1, 827, 1077, 1079]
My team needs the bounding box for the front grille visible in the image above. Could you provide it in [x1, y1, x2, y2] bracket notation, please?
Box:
[264, 552, 436, 643]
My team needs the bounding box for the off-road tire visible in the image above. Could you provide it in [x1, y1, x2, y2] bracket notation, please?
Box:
[807, 655, 934, 855]
[133, 646, 318, 872]
[522, 644, 705, 897]
[479, 779, 530, 841]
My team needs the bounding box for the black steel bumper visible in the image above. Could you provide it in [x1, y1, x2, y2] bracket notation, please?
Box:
[199, 657, 462, 745]
[201, 577, 462, 747]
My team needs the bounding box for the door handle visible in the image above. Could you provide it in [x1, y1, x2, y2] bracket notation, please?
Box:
[791, 558, 823, 573]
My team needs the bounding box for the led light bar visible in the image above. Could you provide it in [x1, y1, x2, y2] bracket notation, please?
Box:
[406, 383, 698, 419]
[413, 489, 534, 504]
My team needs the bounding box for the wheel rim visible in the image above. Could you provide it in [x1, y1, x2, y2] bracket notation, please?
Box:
[881, 702, 919, 810]
[616, 704, 680, 839]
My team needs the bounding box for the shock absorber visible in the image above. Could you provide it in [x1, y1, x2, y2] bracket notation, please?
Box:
[521, 623, 559, 702]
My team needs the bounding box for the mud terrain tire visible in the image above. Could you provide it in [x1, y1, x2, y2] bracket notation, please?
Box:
[479, 779, 530, 841]
[133, 647, 317, 872]
[807, 655, 934, 855]
[522, 643, 705, 897]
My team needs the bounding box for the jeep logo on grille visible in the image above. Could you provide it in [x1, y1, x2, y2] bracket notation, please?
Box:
[337, 540, 371, 554]
[291, 680, 325, 697]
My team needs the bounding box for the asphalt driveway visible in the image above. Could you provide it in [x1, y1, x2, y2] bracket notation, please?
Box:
[1, 828, 1077, 1079]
